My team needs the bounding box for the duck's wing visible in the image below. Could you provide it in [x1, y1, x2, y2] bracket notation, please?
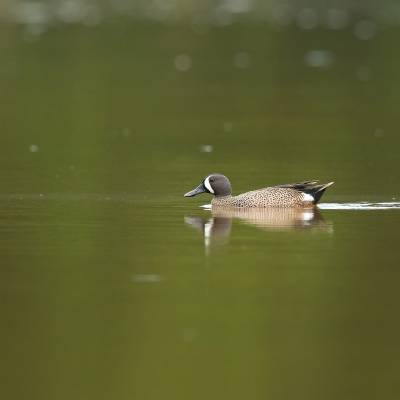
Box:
[274, 181, 334, 204]
[275, 180, 319, 190]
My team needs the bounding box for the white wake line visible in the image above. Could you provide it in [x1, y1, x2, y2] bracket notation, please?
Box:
[318, 202, 400, 210]
[201, 202, 400, 211]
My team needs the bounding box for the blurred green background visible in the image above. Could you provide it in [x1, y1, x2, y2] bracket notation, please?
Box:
[1, 1, 400, 400]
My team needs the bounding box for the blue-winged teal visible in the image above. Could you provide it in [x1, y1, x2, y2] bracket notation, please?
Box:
[184, 174, 334, 208]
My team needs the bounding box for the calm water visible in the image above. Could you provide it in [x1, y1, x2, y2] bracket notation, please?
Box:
[1, 21, 400, 400]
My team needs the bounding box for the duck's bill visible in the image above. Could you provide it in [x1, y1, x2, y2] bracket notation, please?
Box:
[184, 183, 207, 197]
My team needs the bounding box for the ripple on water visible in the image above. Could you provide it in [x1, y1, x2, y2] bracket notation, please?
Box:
[319, 202, 400, 210]
[131, 274, 164, 283]
[201, 202, 400, 211]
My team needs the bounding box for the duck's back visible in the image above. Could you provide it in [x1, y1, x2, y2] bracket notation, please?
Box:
[213, 187, 311, 208]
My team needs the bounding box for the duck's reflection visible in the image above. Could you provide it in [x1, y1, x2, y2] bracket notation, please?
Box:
[185, 207, 332, 252]
[185, 215, 232, 251]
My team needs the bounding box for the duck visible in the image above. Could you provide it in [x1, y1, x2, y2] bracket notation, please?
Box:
[184, 174, 334, 208]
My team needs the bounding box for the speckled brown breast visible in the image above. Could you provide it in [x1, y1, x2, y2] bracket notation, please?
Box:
[211, 187, 313, 208]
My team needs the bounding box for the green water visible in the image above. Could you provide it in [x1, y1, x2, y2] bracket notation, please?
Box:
[1, 22, 400, 400]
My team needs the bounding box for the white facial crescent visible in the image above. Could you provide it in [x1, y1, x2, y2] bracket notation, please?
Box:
[204, 176, 214, 194]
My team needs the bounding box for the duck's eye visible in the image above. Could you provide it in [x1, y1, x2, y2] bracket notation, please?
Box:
[210, 179, 215, 183]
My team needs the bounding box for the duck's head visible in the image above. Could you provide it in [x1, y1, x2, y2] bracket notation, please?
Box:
[184, 174, 232, 198]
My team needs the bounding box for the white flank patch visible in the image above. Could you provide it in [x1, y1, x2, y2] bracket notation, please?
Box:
[302, 193, 314, 202]
[204, 176, 214, 194]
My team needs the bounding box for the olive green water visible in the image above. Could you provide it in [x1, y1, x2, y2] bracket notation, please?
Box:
[1, 23, 400, 400]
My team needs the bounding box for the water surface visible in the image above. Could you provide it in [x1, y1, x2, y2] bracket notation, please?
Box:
[1, 21, 400, 400]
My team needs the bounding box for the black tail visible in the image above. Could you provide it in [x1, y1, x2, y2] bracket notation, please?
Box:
[276, 181, 334, 204]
